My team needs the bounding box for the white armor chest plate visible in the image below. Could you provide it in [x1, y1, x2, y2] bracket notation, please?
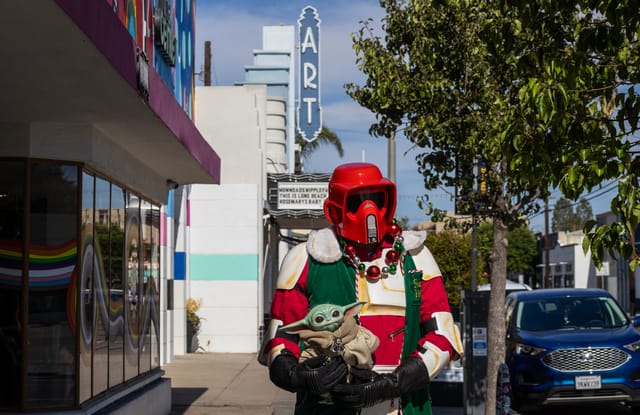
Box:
[358, 247, 406, 316]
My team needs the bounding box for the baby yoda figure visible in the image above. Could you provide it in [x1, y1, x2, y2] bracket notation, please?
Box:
[280, 301, 379, 370]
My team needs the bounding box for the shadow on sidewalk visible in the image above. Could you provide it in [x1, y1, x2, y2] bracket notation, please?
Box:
[170, 387, 207, 414]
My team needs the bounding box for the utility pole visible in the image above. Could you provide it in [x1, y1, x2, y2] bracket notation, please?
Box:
[388, 130, 396, 183]
[203, 41, 212, 86]
[544, 197, 551, 288]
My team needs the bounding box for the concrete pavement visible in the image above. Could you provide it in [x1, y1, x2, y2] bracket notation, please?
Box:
[162, 352, 464, 415]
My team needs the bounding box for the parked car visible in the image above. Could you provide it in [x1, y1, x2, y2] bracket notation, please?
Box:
[478, 279, 532, 294]
[505, 288, 640, 414]
[431, 280, 531, 406]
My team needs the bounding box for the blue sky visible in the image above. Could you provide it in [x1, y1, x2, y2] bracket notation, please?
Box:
[194, 1, 615, 231]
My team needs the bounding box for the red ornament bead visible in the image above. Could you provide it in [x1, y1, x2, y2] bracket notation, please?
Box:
[366, 265, 381, 281]
[344, 244, 356, 257]
[388, 223, 402, 237]
[385, 249, 400, 265]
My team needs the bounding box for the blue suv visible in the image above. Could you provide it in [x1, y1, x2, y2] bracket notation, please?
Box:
[505, 288, 640, 414]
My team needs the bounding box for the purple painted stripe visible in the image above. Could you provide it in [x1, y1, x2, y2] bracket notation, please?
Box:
[147, 69, 221, 183]
[54, 0, 221, 184]
[54, 0, 137, 89]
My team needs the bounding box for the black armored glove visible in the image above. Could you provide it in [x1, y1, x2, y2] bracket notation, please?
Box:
[269, 351, 348, 394]
[331, 356, 429, 408]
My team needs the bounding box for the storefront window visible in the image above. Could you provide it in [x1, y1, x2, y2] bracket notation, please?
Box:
[140, 201, 152, 373]
[27, 162, 78, 408]
[124, 193, 140, 380]
[109, 184, 126, 387]
[0, 160, 161, 410]
[0, 160, 24, 410]
[151, 204, 160, 369]
[79, 172, 94, 403]
[93, 176, 109, 395]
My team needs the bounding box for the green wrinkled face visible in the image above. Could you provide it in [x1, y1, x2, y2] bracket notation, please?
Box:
[280, 301, 366, 333]
[306, 304, 346, 332]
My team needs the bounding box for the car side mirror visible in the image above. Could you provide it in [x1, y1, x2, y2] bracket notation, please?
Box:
[632, 315, 640, 327]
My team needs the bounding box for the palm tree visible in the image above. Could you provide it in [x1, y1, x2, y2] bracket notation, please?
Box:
[296, 126, 344, 160]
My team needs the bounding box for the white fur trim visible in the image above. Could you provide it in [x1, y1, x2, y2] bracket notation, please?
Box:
[403, 230, 426, 252]
[306, 228, 342, 263]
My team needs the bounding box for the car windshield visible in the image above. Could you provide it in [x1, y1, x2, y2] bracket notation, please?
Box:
[516, 296, 629, 331]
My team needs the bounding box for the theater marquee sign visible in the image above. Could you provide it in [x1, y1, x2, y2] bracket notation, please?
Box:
[276, 182, 327, 210]
[266, 173, 331, 230]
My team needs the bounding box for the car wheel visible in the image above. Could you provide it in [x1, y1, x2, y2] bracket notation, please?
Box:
[631, 404, 640, 415]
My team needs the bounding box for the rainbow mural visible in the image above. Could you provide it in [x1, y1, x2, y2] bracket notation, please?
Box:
[0, 240, 77, 287]
[105, 0, 195, 118]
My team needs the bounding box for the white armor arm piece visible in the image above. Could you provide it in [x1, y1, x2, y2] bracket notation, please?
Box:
[258, 318, 287, 367]
[417, 311, 463, 379]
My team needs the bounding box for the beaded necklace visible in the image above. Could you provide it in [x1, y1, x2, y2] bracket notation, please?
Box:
[341, 223, 405, 282]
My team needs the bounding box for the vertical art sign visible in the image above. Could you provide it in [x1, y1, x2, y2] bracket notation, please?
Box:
[297, 6, 322, 142]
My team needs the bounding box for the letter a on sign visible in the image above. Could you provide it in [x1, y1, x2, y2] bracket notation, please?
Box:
[297, 6, 322, 143]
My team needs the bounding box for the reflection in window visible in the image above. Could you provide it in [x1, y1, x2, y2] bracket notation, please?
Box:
[109, 185, 125, 387]
[93, 177, 109, 395]
[124, 193, 140, 380]
[0, 159, 163, 410]
[79, 172, 94, 403]
[0, 160, 24, 409]
[140, 201, 152, 373]
[27, 162, 78, 408]
[151, 204, 160, 369]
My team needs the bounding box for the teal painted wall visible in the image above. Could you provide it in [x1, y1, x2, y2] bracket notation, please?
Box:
[189, 253, 258, 281]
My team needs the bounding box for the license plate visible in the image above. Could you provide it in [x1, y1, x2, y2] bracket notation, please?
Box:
[575, 375, 601, 390]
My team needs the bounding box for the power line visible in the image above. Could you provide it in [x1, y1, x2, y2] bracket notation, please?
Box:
[528, 181, 618, 221]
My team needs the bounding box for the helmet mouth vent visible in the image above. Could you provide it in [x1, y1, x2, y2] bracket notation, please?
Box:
[366, 214, 377, 244]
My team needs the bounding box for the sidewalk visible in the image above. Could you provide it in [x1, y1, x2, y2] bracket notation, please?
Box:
[162, 352, 464, 415]
[163, 353, 294, 415]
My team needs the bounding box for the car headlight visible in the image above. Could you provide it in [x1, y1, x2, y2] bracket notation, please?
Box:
[624, 340, 640, 352]
[514, 342, 546, 356]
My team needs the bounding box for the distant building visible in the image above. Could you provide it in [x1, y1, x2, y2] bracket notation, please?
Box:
[420, 211, 639, 312]
[535, 211, 637, 312]
[172, 26, 299, 355]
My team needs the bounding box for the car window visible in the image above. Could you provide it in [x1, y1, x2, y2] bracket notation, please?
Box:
[505, 297, 516, 329]
[516, 296, 628, 331]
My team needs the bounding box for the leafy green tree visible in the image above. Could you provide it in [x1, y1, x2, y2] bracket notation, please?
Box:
[552, 197, 593, 232]
[347, 2, 640, 412]
[477, 222, 537, 283]
[425, 230, 474, 309]
[575, 199, 594, 229]
[507, 225, 538, 280]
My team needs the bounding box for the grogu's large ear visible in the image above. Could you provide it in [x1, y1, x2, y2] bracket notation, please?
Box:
[280, 318, 310, 333]
[343, 301, 367, 320]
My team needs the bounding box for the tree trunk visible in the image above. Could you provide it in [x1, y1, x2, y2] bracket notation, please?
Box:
[485, 217, 508, 415]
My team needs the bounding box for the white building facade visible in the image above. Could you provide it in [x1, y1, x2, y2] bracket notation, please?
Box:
[164, 26, 298, 356]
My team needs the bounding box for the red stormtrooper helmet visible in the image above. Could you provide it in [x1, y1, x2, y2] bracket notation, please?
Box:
[324, 163, 396, 245]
